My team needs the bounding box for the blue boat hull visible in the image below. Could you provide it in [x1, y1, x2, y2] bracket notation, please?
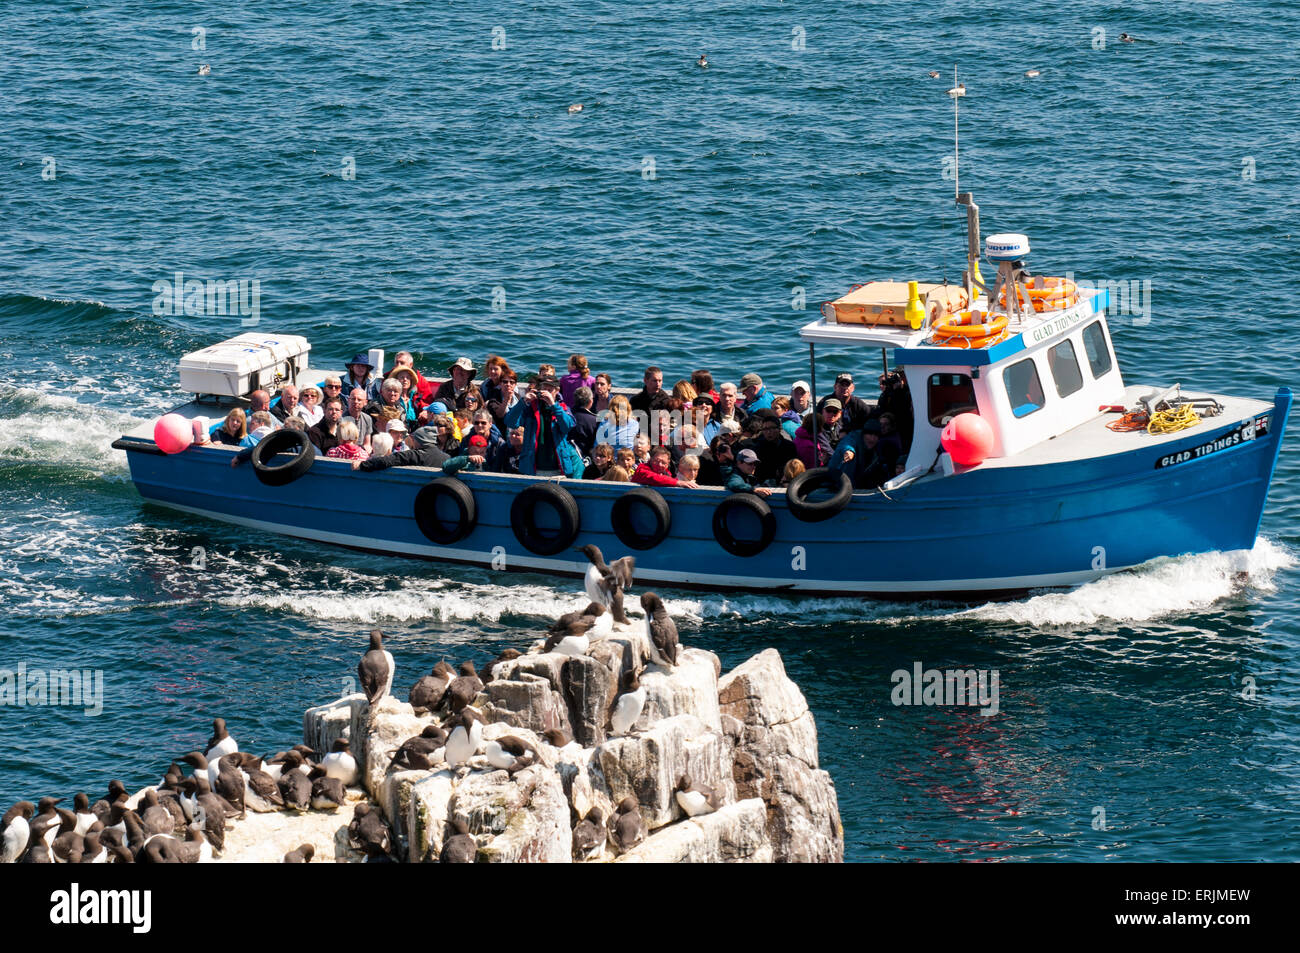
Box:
[115, 389, 1291, 597]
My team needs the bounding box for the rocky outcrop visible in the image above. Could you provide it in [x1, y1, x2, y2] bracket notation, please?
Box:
[615, 798, 772, 863]
[719, 648, 843, 863]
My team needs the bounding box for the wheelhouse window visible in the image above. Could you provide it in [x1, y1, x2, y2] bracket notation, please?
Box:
[1004, 359, 1045, 418]
[1082, 321, 1113, 378]
[928, 373, 977, 426]
[1047, 339, 1084, 398]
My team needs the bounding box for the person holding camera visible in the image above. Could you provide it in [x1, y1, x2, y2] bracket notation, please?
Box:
[505, 373, 580, 477]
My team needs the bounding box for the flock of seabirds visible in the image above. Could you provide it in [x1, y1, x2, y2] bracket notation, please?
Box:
[0, 545, 720, 863]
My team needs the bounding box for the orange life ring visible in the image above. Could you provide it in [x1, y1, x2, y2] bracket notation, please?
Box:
[999, 276, 1078, 312]
[931, 309, 1008, 344]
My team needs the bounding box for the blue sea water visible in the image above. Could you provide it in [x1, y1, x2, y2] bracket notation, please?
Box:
[0, 0, 1297, 861]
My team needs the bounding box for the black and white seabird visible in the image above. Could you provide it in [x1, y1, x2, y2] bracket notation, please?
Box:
[80, 829, 107, 864]
[215, 755, 249, 819]
[572, 807, 605, 862]
[278, 755, 312, 812]
[674, 775, 721, 817]
[389, 725, 448, 771]
[358, 628, 395, 705]
[608, 670, 646, 737]
[348, 803, 393, 861]
[440, 818, 476, 863]
[697, 54, 708, 69]
[309, 767, 347, 811]
[482, 650, 521, 684]
[322, 738, 359, 786]
[283, 843, 315, 863]
[928, 70, 940, 78]
[640, 592, 679, 668]
[609, 796, 646, 853]
[446, 661, 483, 714]
[204, 717, 238, 763]
[544, 602, 610, 656]
[72, 793, 96, 837]
[444, 708, 484, 768]
[28, 797, 63, 852]
[51, 809, 85, 863]
[92, 781, 127, 825]
[141, 789, 174, 837]
[1, 801, 35, 864]
[581, 544, 635, 625]
[409, 660, 456, 712]
[484, 735, 540, 774]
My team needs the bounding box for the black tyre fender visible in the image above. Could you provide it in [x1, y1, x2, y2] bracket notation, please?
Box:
[610, 487, 672, 550]
[510, 483, 581, 556]
[712, 493, 777, 557]
[414, 477, 477, 545]
[784, 467, 854, 523]
[251, 429, 316, 487]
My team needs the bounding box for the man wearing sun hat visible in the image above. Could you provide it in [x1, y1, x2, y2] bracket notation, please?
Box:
[434, 356, 480, 410]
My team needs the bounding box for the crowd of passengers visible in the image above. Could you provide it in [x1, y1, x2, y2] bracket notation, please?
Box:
[200, 351, 914, 493]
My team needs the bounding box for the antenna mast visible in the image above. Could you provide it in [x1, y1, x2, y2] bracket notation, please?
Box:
[952, 66, 961, 201]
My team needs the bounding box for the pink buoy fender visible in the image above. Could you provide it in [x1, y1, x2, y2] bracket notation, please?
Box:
[941, 413, 994, 467]
[154, 413, 194, 454]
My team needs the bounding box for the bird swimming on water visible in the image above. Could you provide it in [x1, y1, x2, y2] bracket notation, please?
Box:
[697, 54, 708, 69]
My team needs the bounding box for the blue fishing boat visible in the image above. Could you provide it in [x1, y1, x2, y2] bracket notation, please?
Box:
[112, 186, 1290, 598]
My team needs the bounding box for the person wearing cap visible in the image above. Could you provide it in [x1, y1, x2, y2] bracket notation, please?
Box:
[629, 366, 664, 415]
[877, 369, 913, 454]
[830, 418, 897, 489]
[632, 445, 699, 489]
[434, 357, 482, 411]
[789, 380, 812, 416]
[725, 448, 772, 497]
[687, 391, 720, 444]
[795, 400, 844, 468]
[443, 434, 492, 475]
[386, 418, 411, 453]
[505, 372, 581, 477]
[343, 353, 384, 402]
[354, 427, 452, 473]
[738, 373, 774, 413]
[713, 382, 749, 430]
[740, 410, 798, 485]
[817, 373, 872, 433]
[310, 396, 346, 454]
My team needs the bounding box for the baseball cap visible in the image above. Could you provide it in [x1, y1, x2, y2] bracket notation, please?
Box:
[739, 373, 762, 389]
[469, 434, 488, 448]
[823, 398, 843, 411]
[692, 392, 717, 406]
[719, 419, 742, 435]
[835, 372, 853, 385]
[388, 420, 408, 433]
[790, 380, 810, 395]
[737, 448, 758, 464]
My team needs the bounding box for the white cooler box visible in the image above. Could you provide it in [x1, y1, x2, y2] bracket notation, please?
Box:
[179, 333, 311, 398]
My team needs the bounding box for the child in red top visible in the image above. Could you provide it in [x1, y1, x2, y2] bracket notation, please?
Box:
[327, 420, 369, 461]
[632, 446, 699, 488]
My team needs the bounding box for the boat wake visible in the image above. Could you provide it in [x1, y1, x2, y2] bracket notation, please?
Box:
[946, 537, 1294, 628]
[0, 383, 147, 478]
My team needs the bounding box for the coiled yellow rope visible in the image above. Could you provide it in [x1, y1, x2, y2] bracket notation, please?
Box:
[1147, 403, 1200, 435]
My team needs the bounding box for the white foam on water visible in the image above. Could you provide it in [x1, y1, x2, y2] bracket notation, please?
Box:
[218, 580, 596, 625]
[947, 538, 1295, 628]
[0, 383, 148, 473]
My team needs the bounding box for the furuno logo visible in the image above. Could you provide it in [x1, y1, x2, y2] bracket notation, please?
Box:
[890, 661, 1000, 716]
[49, 884, 151, 933]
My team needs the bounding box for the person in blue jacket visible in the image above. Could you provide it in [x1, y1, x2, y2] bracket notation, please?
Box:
[739, 373, 775, 412]
[505, 374, 582, 477]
